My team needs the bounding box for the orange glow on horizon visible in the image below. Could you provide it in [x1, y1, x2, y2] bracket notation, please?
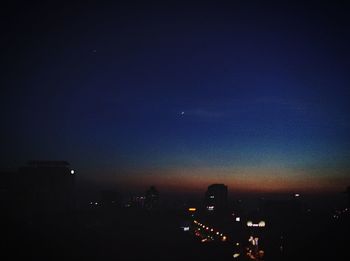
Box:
[114, 166, 349, 194]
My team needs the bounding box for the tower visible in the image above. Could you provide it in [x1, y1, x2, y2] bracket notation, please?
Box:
[205, 184, 228, 212]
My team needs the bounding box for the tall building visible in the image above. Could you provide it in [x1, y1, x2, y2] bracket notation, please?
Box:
[16, 161, 76, 222]
[144, 186, 159, 209]
[205, 184, 228, 211]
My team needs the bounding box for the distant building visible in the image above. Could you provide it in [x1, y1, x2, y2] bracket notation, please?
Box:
[205, 184, 228, 212]
[127, 195, 146, 208]
[0, 171, 16, 216]
[99, 189, 122, 208]
[16, 161, 76, 222]
[260, 198, 302, 227]
[144, 186, 159, 209]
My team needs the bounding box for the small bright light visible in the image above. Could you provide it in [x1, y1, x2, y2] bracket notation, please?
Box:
[247, 221, 253, 227]
[216, 232, 219, 235]
[182, 226, 190, 231]
[235, 217, 240, 222]
[249, 237, 259, 246]
[258, 221, 266, 227]
[70, 169, 75, 175]
[207, 206, 215, 211]
[210, 228, 214, 232]
[188, 207, 197, 212]
[209, 195, 215, 199]
[233, 253, 240, 258]
[222, 236, 227, 241]
[294, 193, 300, 197]
[258, 250, 265, 257]
[236, 242, 240, 246]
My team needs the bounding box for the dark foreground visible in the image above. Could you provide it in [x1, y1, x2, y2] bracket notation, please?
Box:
[4, 206, 350, 261]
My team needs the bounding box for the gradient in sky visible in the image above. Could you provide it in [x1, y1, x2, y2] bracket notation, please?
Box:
[2, 1, 350, 193]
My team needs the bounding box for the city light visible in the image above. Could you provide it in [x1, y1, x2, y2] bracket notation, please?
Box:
[193, 220, 228, 244]
[258, 221, 266, 227]
[247, 220, 266, 227]
[249, 236, 259, 246]
[207, 205, 215, 211]
[70, 169, 75, 175]
[233, 253, 240, 258]
[235, 217, 240, 222]
[188, 207, 197, 212]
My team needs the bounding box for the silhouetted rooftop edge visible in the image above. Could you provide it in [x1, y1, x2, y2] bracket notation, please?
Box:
[27, 161, 70, 167]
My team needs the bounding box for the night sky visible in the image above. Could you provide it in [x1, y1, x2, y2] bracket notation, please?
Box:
[2, 1, 350, 194]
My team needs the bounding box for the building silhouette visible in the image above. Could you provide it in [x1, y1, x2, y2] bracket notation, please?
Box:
[0, 170, 16, 219]
[204, 184, 228, 212]
[16, 161, 76, 223]
[99, 189, 122, 208]
[144, 186, 159, 209]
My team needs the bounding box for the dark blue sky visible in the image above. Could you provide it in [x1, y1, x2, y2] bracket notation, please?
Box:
[2, 1, 350, 193]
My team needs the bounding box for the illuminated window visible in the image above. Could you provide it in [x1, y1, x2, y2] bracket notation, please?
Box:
[258, 221, 266, 227]
[182, 227, 190, 231]
[207, 206, 215, 211]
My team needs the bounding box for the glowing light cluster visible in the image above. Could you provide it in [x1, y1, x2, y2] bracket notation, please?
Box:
[193, 220, 227, 242]
[207, 205, 215, 211]
[246, 220, 266, 227]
